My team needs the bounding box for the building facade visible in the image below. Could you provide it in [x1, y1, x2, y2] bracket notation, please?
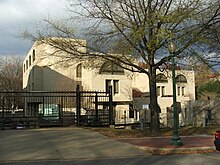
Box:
[23, 39, 196, 126]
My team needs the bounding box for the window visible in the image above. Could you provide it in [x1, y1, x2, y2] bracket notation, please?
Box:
[29, 55, 31, 66]
[157, 86, 165, 96]
[105, 79, 120, 95]
[177, 86, 185, 96]
[113, 80, 119, 94]
[156, 74, 168, 83]
[182, 87, 185, 96]
[32, 49, 35, 62]
[26, 60, 28, 70]
[76, 64, 82, 78]
[157, 86, 161, 96]
[100, 61, 124, 75]
[23, 64, 25, 73]
[176, 74, 187, 83]
[162, 86, 165, 96]
[105, 80, 111, 93]
[129, 104, 134, 118]
[177, 86, 181, 96]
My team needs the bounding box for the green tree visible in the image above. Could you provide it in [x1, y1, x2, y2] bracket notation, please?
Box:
[23, 0, 220, 133]
[198, 80, 220, 99]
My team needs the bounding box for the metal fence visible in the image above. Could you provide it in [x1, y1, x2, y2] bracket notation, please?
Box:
[0, 86, 114, 129]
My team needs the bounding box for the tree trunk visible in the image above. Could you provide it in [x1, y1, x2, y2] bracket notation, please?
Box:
[149, 66, 160, 134]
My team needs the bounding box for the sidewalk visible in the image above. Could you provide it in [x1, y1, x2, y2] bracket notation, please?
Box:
[116, 135, 217, 154]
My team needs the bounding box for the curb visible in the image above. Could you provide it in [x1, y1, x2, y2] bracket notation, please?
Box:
[137, 146, 217, 154]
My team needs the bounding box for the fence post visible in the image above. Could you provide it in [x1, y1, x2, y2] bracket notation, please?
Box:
[109, 86, 114, 125]
[76, 85, 81, 127]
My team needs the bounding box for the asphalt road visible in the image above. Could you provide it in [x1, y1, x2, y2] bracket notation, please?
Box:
[0, 153, 220, 165]
[0, 127, 219, 165]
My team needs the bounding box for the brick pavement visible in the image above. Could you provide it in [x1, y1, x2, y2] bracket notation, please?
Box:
[116, 135, 217, 153]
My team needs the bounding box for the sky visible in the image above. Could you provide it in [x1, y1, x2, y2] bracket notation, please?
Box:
[0, 0, 69, 57]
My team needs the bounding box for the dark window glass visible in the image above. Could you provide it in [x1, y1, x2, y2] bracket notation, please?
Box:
[105, 80, 111, 93]
[29, 55, 31, 66]
[33, 49, 35, 62]
[100, 61, 124, 75]
[113, 80, 119, 94]
[176, 74, 187, 83]
[156, 74, 168, 83]
[76, 64, 82, 77]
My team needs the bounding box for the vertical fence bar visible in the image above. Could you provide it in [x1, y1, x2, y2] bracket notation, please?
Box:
[95, 92, 98, 124]
[42, 96, 45, 116]
[60, 96, 63, 126]
[76, 85, 81, 127]
[2, 96, 5, 130]
[22, 94, 25, 117]
[109, 86, 114, 125]
[2, 97, 4, 118]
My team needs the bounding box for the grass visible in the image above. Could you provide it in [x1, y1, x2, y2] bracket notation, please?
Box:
[87, 124, 220, 138]
[178, 125, 219, 136]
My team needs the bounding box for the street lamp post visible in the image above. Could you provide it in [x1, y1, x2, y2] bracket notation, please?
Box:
[169, 42, 183, 146]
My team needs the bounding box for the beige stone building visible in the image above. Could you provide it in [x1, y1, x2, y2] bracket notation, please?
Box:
[23, 39, 196, 126]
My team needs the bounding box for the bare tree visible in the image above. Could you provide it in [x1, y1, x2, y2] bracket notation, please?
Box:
[0, 56, 23, 92]
[23, 0, 220, 133]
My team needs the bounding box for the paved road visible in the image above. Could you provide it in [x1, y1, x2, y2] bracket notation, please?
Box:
[0, 127, 147, 163]
[0, 152, 220, 165]
[0, 128, 219, 165]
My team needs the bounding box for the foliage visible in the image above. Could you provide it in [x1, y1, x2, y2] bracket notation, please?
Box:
[0, 56, 23, 91]
[198, 80, 220, 99]
[194, 64, 212, 87]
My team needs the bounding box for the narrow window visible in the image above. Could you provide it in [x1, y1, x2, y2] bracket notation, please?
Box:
[162, 86, 165, 96]
[29, 55, 31, 66]
[113, 80, 119, 94]
[33, 49, 35, 62]
[26, 60, 28, 70]
[157, 86, 161, 96]
[182, 87, 185, 96]
[23, 64, 25, 73]
[105, 80, 112, 93]
[129, 104, 134, 118]
[177, 86, 181, 96]
[76, 64, 82, 78]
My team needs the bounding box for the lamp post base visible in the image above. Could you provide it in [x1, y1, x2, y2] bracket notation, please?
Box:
[170, 137, 183, 146]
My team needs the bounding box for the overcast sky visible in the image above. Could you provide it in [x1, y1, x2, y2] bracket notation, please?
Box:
[0, 0, 69, 57]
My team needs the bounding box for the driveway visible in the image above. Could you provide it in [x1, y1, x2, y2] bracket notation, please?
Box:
[0, 127, 146, 162]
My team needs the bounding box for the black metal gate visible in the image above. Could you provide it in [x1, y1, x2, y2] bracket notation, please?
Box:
[0, 86, 114, 129]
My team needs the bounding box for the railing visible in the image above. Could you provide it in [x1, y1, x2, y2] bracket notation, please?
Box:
[0, 85, 113, 129]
